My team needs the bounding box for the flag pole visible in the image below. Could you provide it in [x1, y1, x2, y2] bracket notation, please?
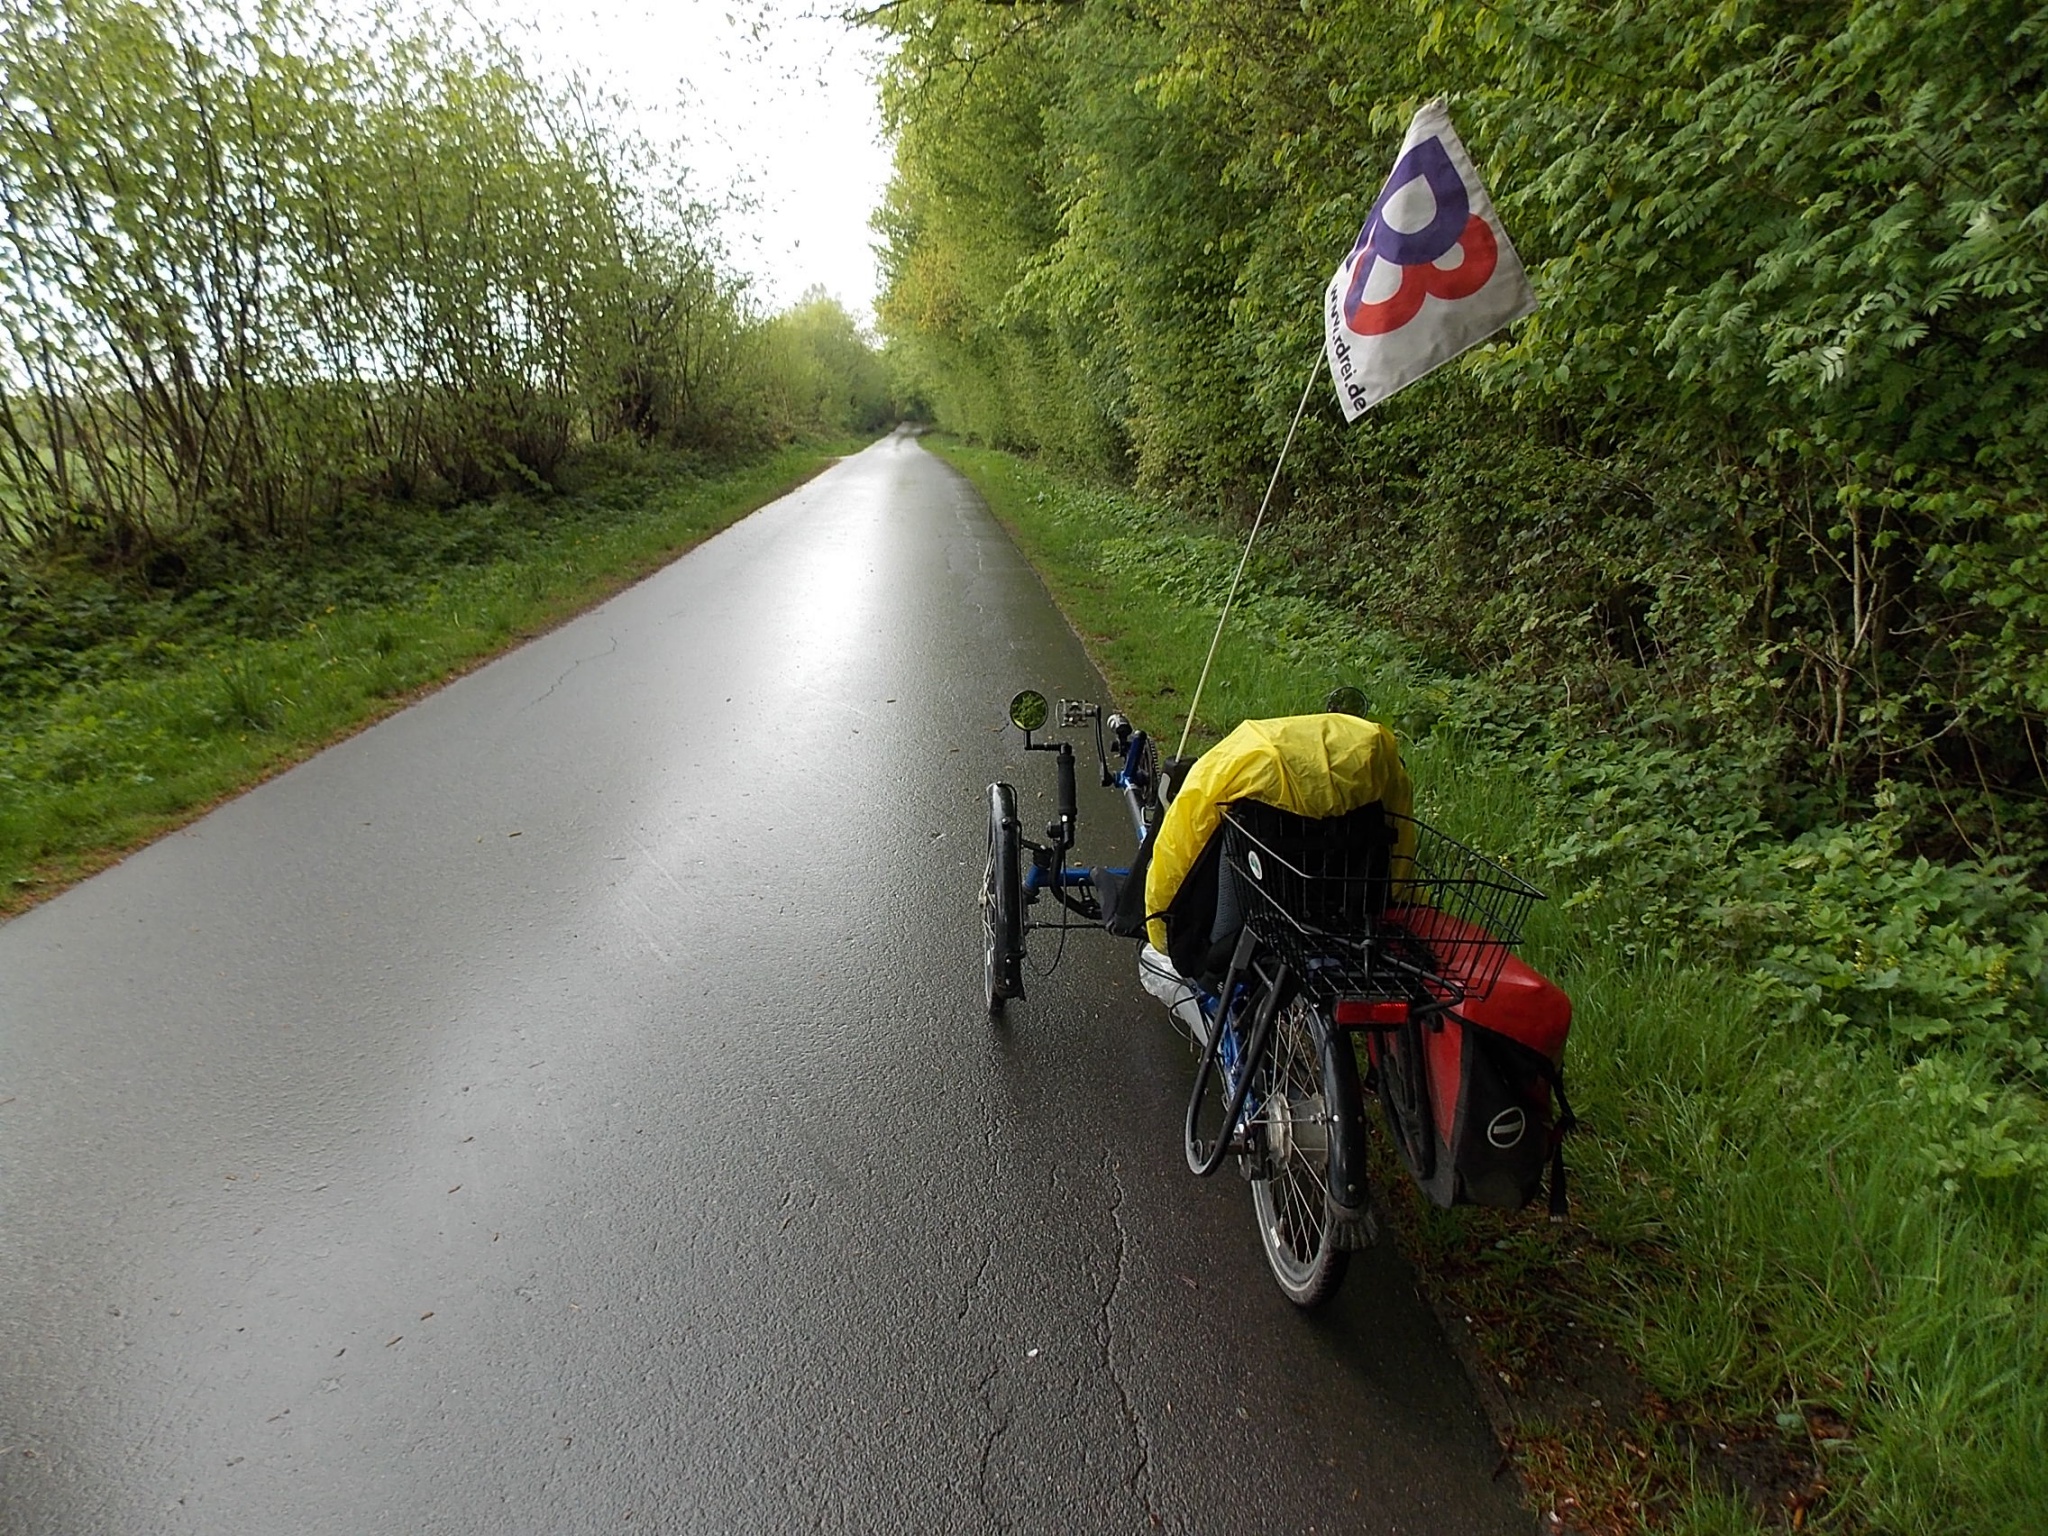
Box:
[1174, 347, 1324, 760]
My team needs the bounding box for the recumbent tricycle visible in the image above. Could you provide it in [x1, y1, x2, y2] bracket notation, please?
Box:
[980, 688, 1573, 1307]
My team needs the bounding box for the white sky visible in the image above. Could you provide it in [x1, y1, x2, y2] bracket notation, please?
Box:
[481, 0, 894, 327]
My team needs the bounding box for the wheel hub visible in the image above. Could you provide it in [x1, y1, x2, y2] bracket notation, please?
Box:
[1263, 1090, 1329, 1165]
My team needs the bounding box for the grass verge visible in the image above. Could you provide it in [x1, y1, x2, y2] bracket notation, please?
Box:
[0, 438, 866, 915]
[933, 438, 2047, 1536]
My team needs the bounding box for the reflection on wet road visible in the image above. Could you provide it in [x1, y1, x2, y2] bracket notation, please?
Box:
[0, 432, 1530, 1533]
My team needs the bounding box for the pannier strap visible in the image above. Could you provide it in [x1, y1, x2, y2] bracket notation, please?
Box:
[1543, 1067, 1578, 1222]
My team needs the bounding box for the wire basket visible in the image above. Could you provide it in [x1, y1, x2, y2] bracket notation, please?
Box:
[1220, 803, 1544, 1004]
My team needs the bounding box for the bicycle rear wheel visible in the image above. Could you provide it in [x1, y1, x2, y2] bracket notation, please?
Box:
[1249, 995, 1366, 1307]
[983, 782, 1024, 1014]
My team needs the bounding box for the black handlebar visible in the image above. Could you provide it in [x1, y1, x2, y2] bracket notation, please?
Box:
[1016, 693, 1161, 851]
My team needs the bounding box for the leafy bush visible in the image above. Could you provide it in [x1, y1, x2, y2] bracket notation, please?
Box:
[947, 440, 2048, 1533]
[0, 0, 891, 567]
[869, 0, 2048, 849]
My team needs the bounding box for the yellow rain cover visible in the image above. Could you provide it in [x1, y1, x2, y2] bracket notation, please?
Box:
[1145, 714, 1414, 952]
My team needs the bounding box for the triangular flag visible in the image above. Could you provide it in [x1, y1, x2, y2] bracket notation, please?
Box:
[1324, 102, 1536, 421]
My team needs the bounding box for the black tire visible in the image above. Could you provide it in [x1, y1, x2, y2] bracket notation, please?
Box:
[983, 782, 1024, 1014]
[1248, 995, 1364, 1307]
[1374, 1016, 1436, 1184]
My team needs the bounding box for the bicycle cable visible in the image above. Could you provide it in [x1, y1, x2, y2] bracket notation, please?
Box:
[1026, 880, 1085, 979]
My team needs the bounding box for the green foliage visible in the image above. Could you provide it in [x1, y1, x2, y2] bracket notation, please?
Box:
[947, 439, 2048, 1535]
[750, 289, 897, 439]
[0, 0, 889, 565]
[867, 0, 2048, 840]
[879, 25, 2048, 1505]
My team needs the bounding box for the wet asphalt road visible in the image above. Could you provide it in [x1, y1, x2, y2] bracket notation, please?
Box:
[0, 432, 1531, 1534]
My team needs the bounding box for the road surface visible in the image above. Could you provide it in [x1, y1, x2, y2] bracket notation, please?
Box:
[0, 432, 1531, 1533]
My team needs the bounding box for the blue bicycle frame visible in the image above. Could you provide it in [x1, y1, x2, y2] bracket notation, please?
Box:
[1015, 700, 1154, 923]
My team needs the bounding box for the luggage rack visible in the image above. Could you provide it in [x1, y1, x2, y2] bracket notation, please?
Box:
[1220, 802, 1544, 1006]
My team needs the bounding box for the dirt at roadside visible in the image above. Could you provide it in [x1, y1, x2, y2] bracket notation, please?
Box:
[1367, 1142, 1844, 1534]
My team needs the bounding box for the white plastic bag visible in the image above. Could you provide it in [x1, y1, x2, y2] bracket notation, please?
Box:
[1139, 944, 1209, 1047]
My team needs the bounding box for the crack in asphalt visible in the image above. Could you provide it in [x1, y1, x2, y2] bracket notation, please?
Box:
[958, 1241, 996, 1325]
[971, 1355, 1008, 1526]
[964, 1057, 1009, 1529]
[1096, 1153, 1162, 1528]
[526, 633, 619, 709]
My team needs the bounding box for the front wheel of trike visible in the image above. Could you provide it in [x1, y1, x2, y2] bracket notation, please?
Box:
[982, 782, 1024, 1014]
[1249, 995, 1366, 1307]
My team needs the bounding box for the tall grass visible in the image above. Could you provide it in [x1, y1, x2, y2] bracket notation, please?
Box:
[939, 440, 2047, 1535]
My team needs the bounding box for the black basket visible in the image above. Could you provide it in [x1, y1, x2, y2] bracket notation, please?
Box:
[1220, 802, 1543, 1004]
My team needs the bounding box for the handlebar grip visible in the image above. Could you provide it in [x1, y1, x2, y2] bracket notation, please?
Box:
[1057, 745, 1077, 827]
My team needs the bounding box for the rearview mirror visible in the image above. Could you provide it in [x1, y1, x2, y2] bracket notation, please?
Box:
[1324, 685, 1369, 718]
[1008, 690, 1049, 732]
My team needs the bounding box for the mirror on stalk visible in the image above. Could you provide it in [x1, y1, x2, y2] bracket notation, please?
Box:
[1324, 685, 1369, 718]
[1008, 689, 1050, 733]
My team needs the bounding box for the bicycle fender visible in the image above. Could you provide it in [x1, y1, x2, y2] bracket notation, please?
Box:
[1318, 1008, 1370, 1216]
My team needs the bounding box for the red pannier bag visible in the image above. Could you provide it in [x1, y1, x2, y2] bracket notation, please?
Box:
[1365, 906, 1575, 1215]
